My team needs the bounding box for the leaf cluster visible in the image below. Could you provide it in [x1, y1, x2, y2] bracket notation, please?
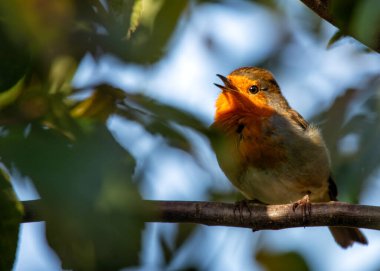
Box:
[0, 1, 206, 269]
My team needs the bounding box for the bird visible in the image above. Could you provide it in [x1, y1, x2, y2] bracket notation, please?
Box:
[212, 66, 367, 248]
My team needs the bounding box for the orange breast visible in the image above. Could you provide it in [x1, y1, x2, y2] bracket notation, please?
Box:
[238, 115, 287, 169]
[214, 91, 287, 169]
[215, 91, 274, 120]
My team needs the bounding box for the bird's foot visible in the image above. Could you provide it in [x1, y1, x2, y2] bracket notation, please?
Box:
[292, 193, 311, 224]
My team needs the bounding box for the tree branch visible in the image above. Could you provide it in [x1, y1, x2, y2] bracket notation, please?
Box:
[22, 200, 380, 230]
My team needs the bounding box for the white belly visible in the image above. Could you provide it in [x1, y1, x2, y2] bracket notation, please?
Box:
[237, 165, 330, 204]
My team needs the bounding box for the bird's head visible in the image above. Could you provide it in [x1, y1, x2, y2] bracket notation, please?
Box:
[214, 67, 289, 118]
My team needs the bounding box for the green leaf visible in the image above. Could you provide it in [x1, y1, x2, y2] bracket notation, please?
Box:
[159, 233, 173, 265]
[328, 0, 380, 51]
[122, 93, 207, 132]
[329, 0, 358, 30]
[0, 23, 30, 93]
[174, 224, 196, 250]
[71, 86, 126, 122]
[0, 0, 75, 51]
[115, 0, 188, 63]
[127, 0, 143, 39]
[256, 249, 310, 271]
[327, 30, 347, 49]
[108, 0, 136, 38]
[313, 77, 380, 202]
[48, 56, 77, 95]
[351, 0, 380, 50]
[116, 92, 210, 155]
[312, 88, 358, 155]
[0, 169, 23, 271]
[0, 76, 24, 110]
[0, 124, 145, 270]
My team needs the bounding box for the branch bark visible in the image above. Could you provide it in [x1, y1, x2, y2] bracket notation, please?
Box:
[22, 200, 380, 230]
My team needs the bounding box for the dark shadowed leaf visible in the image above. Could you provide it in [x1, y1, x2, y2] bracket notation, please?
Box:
[115, 91, 208, 152]
[327, 30, 348, 49]
[118, 0, 188, 63]
[174, 223, 197, 251]
[159, 224, 199, 270]
[159, 233, 173, 265]
[328, 0, 380, 51]
[72, 85, 205, 152]
[122, 93, 207, 132]
[350, 0, 380, 50]
[0, 169, 23, 271]
[312, 88, 358, 154]
[0, 24, 30, 93]
[0, 77, 24, 111]
[71, 86, 126, 122]
[0, 124, 145, 270]
[313, 76, 380, 202]
[328, 0, 358, 29]
[0, 0, 75, 51]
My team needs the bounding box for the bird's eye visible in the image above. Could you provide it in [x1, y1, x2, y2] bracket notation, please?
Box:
[248, 85, 259, 94]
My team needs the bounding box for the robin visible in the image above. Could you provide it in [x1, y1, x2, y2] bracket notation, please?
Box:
[212, 66, 367, 248]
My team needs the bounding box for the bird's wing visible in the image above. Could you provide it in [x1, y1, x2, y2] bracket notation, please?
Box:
[289, 109, 339, 200]
[328, 175, 338, 200]
[289, 109, 309, 130]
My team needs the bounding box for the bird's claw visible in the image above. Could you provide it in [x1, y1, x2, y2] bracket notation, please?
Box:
[292, 194, 312, 224]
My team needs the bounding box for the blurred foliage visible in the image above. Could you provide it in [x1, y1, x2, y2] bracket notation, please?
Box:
[0, 124, 147, 269]
[326, 30, 346, 49]
[0, 169, 23, 270]
[0, 0, 379, 270]
[0, 25, 30, 93]
[159, 223, 197, 266]
[256, 249, 310, 271]
[0, 0, 208, 269]
[314, 76, 380, 203]
[327, 0, 380, 51]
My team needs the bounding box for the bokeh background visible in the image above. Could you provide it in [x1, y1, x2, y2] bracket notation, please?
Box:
[1, 0, 380, 270]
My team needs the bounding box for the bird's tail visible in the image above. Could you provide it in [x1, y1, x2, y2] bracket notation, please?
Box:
[329, 227, 368, 248]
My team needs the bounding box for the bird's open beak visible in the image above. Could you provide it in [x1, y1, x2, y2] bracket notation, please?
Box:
[214, 74, 237, 92]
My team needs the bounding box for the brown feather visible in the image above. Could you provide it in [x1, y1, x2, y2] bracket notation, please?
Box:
[329, 227, 368, 248]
